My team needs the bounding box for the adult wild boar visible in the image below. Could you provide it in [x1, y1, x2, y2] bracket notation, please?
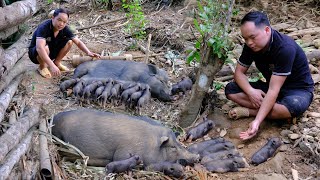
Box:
[52, 109, 199, 166]
[73, 60, 172, 101]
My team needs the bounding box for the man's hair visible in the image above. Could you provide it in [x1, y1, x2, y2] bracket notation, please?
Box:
[241, 11, 270, 27]
[53, 8, 69, 18]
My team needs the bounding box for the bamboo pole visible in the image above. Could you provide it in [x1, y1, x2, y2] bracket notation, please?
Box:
[39, 119, 53, 178]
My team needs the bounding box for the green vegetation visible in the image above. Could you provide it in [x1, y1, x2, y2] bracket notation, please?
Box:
[122, 0, 147, 39]
[187, 0, 237, 64]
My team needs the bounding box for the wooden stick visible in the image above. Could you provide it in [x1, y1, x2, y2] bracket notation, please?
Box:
[144, 34, 152, 64]
[215, 75, 234, 82]
[0, 74, 23, 123]
[0, 105, 40, 162]
[39, 119, 52, 178]
[71, 53, 165, 67]
[76, 17, 127, 30]
[0, 128, 34, 179]
[8, 110, 17, 125]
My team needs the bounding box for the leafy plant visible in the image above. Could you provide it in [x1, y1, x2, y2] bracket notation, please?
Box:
[122, 0, 147, 39]
[187, 0, 237, 64]
[213, 81, 223, 90]
[248, 72, 264, 82]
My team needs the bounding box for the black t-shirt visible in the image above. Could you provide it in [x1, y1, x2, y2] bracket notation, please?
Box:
[238, 29, 314, 93]
[29, 19, 75, 50]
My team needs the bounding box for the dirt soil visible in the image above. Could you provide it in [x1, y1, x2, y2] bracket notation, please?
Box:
[9, 0, 320, 179]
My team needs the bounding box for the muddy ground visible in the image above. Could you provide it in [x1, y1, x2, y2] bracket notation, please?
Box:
[6, 0, 320, 179]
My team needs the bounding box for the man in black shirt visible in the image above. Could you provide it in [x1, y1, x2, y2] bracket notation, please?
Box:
[225, 11, 314, 140]
[28, 8, 100, 78]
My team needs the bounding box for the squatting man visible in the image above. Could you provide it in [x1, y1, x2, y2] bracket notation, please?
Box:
[225, 11, 314, 140]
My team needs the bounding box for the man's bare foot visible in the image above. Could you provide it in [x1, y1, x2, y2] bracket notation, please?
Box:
[228, 107, 250, 120]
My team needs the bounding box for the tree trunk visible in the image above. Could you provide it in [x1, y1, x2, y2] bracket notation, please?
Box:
[0, 128, 34, 179]
[179, 42, 224, 128]
[0, 36, 29, 80]
[0, 105, 40, 162]
[0, 74, 23, 123]
[0, 0, 37, 31]
[0, 55, 34, 93]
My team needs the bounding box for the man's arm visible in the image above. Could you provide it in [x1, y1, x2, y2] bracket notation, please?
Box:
[36, 39, 60, 76]
[234, 63, 265, 108]
[72, 37, 100, 58]
[240, 74, 287, 140]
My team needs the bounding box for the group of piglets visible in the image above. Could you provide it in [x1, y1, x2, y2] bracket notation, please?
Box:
[184, 118, 283, 172]
[60, 78, 151, 109]
[183, 118, 249, 172]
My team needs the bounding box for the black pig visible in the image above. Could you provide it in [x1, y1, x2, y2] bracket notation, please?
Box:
[171, 77, 193, 95]
[251, 137, 282, 165]
[105, 155, 141, 173]
[200, 141, 235, 157]
[187, 137, 225, 154]
[60, 78, 78, 91]
[146, 162, 184, 178]
[185, 118, 214, 142]
[52, 109, 200, 166]
[203, 156, 249, 173]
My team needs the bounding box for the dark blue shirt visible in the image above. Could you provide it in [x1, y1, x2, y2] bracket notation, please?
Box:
[29, 19, 75, 50]
[238, 29, 314, 93]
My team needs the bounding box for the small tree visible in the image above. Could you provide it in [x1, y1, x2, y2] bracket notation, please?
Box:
[179, 0, 235, 127]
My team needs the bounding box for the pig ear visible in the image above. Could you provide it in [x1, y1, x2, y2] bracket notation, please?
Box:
[160, 136, 169, 146]
[147, 64, 158, 76]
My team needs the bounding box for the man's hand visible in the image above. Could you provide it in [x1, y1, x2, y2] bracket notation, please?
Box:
[49, 65, 61, 76]
[247, 89, 265, 108]
[239, 120, 260, 140]
[87, 52, 101, 58]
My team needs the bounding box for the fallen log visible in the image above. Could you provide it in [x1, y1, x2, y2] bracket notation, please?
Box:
[0, 36, 29, 79]
[0, 25, 19, 40]
[0, 105, 40, 162]
[0, 0, 5, 7]
[0, 74, 23, 123]
[0, 128, 34, 179]
[306, 50, 320, 62]
[0, 56, 34, 93]
[0, 0, 37, 31]
[39, 119, 52, 178]
[287, 27, 320, 37]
